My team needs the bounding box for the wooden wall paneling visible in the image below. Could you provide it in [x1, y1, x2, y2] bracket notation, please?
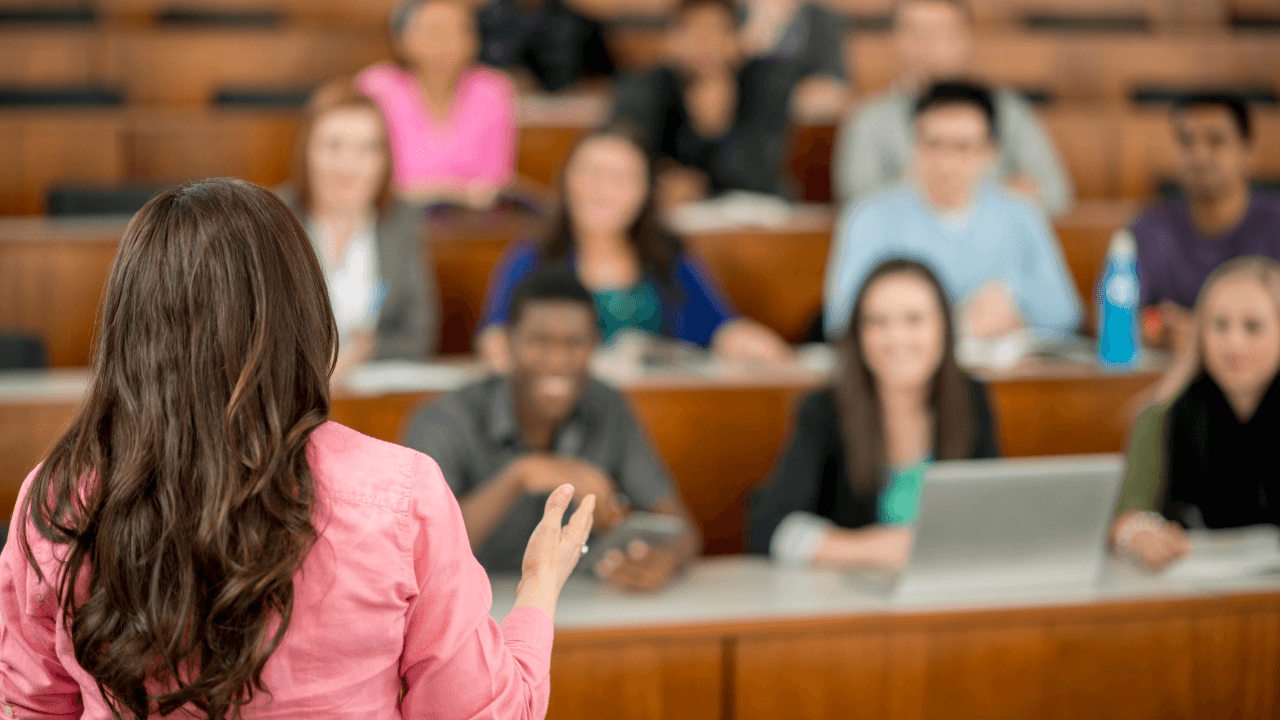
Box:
[625, 385, 814, 554]
[983, 372, 1160, 456]
[0, 399, 79, 517]
[735, 598, 1280, 720]
[851, 33, 1280, 101]
[684, 226, 830, 342]
[1229, 0, 1280, 20]
[1040, 106, 1124, 200]
[0, 28, 116, 88]
[427, 212, 535, 354]
[124, 108, 301, 186]
[328, 391, 435, 443]
[548, 636, 724, 720]
[109, 28, 389, 106]
[0, 238, 119, 365]
[517, 125, 590, 189]
[920, 624, 1055, 720]
[0, 112, 125, 215]
[1187, 609, 1280, 719]
[735, 628, 930, 720]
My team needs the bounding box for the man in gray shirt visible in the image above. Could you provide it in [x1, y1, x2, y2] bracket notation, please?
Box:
[833, 0, 1073, 216]
[402, 270, 700, 591]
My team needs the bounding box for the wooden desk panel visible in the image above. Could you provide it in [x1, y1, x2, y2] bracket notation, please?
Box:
[0, 237, 118, 366]
[549, 637, 724, 720]
[109, 28, 388, 106]
[851, 33, 1280, 101]
[0, 400, 78, 518]
[0, 203, 1133, 364]
[0, 112, 126, 215]
[494, 558, 1280, 720]
[0, 357, 1162, 552]
[732, 596, 1280, 720]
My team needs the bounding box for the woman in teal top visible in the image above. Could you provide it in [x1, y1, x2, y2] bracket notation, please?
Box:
[475, 122, 792, 369]
[748, 259, 1000, 569]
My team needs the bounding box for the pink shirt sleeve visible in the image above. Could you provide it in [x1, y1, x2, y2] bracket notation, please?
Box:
[0, 471, 84, 720]
[398, 453, 553, 719]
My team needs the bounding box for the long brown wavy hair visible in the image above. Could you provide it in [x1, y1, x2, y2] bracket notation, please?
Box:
[541, 121, 684, 289]
[19, 178, 337, 719]
[835, 259, 974, 494]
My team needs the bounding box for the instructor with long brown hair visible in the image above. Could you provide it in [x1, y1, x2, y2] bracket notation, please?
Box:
[0, 178, 593, 719]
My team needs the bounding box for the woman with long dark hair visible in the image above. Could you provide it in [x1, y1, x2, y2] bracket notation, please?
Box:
[476, 121, 792, 369]
[0, 179, 592, 719]
[747, 259, 999, 569]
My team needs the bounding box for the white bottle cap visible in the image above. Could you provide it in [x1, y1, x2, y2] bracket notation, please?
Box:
[1108, 229, 1137, 258]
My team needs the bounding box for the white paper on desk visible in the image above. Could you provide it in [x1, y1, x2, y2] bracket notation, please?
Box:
[344, 361, 479, 395]
[1165, 526, 1280, 581]
[666, 192, 794, 233]
[956, 329, 1031, 370]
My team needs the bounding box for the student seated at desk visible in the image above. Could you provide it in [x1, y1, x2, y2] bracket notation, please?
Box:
[1112, 256, 1280, 570]
[832, 0, 1072, 215]
[823, 81, 1082, 342]
[358, 0, 517, 210]
[1133, 94, 1280, 352]
[749, 259, 999, 569]
[476, 0, 613, 92]
[737, 0, 849, 118]
[280, 80, 440, 385]
[612, 0, 796, 205]
[404, 270, 701, 591]
[475, 122, 792, 369]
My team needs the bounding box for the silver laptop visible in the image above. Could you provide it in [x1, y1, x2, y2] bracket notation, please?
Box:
[854, 454, 1124, 602]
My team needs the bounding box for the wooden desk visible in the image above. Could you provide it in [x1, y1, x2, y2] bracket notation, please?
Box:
[489, 556, 1280, 720]
[0, 202, 1135, 363]
[0, 355, 1164, 552]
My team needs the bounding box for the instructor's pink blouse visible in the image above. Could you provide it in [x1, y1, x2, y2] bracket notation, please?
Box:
[0, 422, 552, 719]
[357, 63, 517, 191]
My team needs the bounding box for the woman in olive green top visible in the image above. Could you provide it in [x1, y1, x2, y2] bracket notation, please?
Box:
[1113, 256, 1280, 569]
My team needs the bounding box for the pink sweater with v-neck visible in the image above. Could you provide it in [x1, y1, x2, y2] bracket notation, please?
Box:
[357, 63, 517, 190]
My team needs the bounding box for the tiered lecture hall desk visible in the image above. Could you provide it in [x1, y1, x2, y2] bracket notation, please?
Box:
[492, 556, 1280, 720]
[0, 201, 1164, 553]
[2, 348, 1167, 555]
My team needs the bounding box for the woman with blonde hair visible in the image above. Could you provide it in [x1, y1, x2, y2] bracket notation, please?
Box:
[1112, 255, 1280, 570]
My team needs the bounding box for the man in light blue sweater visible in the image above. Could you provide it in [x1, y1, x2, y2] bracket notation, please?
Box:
[824, 81, 1081, 341]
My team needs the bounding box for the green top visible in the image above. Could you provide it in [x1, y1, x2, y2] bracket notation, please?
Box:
[878, 458, 931, 525]
[592, 282, 664, 344]
[1115, 402, 1170, 516]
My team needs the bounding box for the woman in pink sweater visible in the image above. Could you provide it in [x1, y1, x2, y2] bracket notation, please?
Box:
[0, 178, 592, 719]
[358, 0, 518, 210]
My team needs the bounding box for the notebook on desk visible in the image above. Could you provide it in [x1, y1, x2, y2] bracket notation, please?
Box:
[848, 455, 1125, 603]
[1164, 525, 1280, 582]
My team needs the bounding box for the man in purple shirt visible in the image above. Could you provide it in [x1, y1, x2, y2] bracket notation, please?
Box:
[1133, 93, 1280, 349]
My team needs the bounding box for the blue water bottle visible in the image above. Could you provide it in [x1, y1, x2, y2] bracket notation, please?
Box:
[1097, 229, 1142, 369]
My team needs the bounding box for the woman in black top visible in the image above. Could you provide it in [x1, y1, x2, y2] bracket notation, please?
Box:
[1112, 256, 1280, 569]
[748, 259, 999, 569]
[612, 0, 795, 204]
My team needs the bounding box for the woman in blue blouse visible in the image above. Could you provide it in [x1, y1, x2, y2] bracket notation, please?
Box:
[476, 122, 792, 369]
